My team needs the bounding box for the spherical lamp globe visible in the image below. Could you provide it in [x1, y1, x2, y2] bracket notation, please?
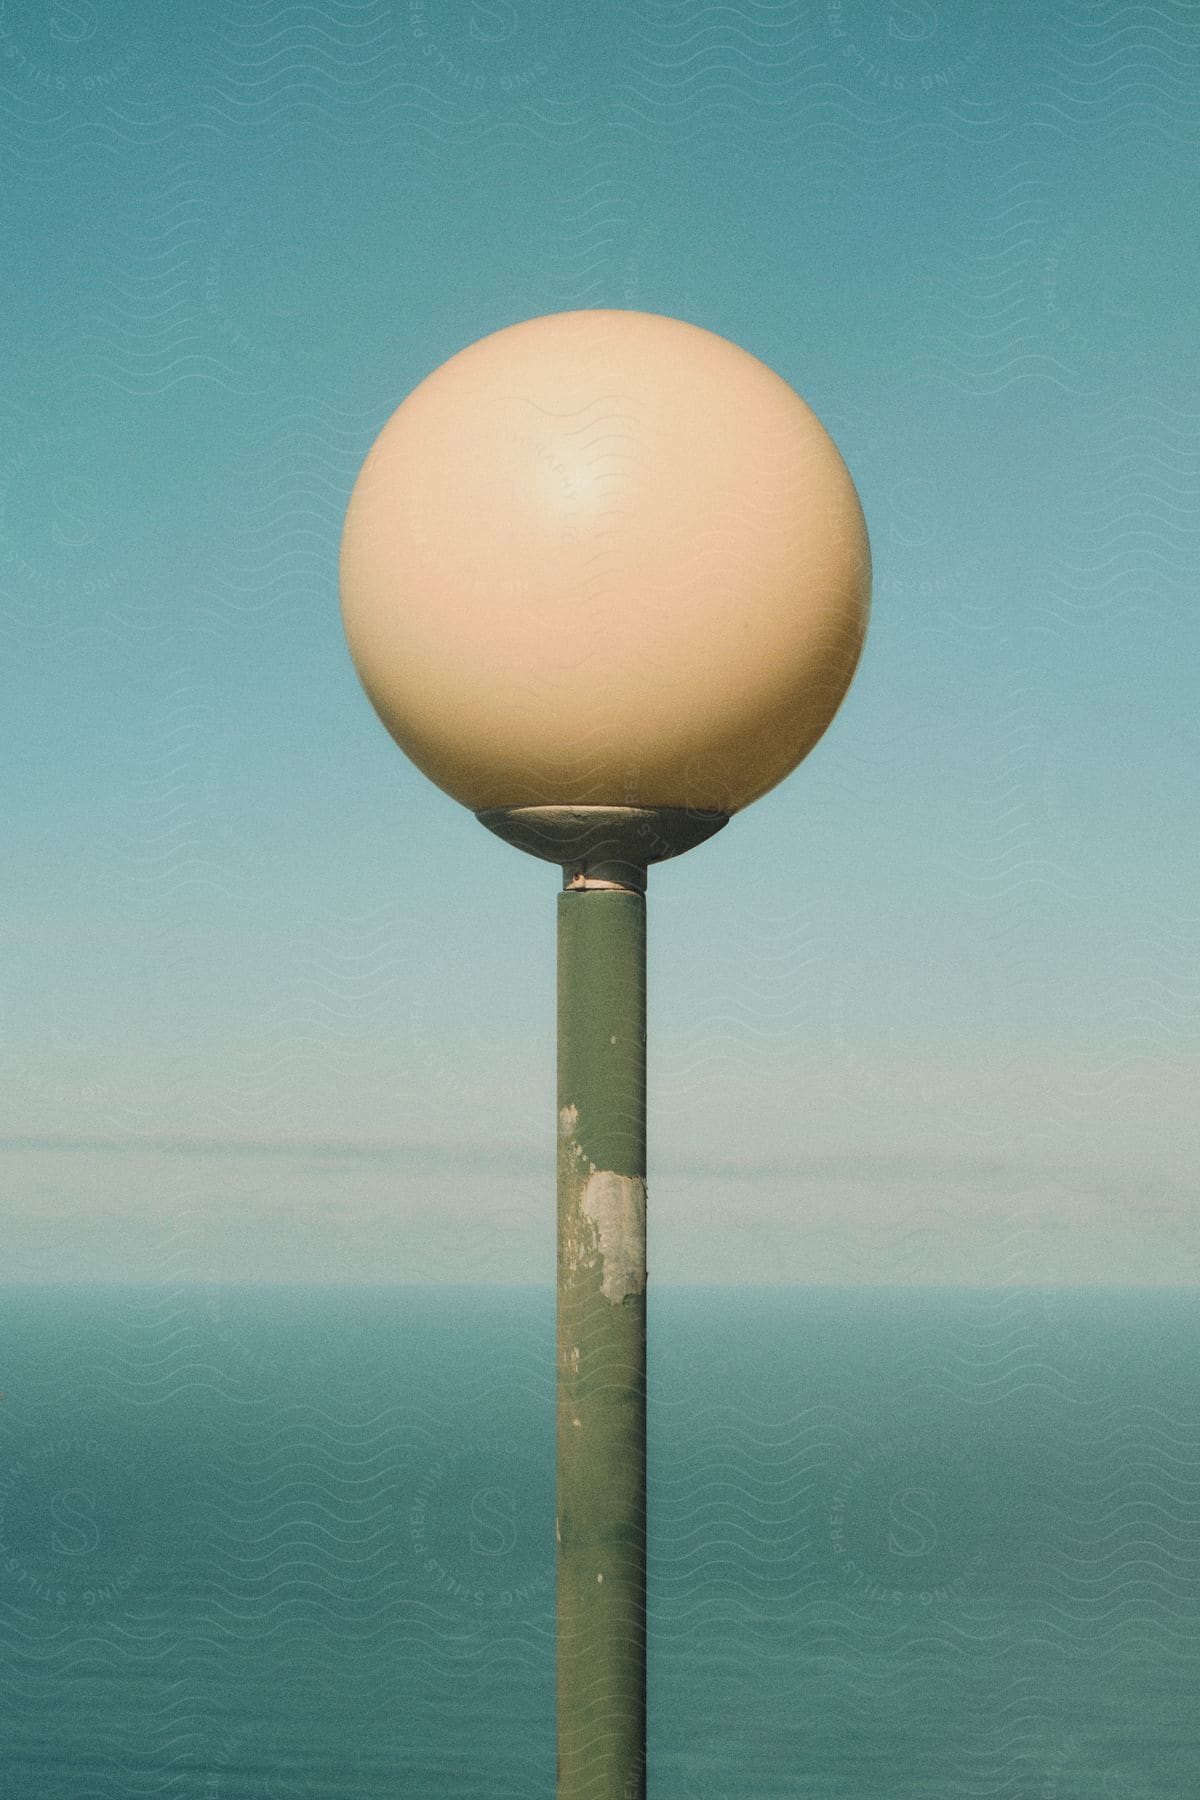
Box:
[340, 309, 870, 820]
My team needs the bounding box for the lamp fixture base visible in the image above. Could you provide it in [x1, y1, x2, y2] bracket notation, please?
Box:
[475, 805, 729, 893]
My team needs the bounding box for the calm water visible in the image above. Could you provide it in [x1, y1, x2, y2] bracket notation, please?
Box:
[1, 1284, 1198, 1796]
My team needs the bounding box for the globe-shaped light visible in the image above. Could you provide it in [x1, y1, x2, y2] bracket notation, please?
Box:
[340, 309, 870, 816]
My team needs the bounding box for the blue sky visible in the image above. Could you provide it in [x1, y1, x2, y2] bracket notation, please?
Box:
[1, 0, 1196, 1283]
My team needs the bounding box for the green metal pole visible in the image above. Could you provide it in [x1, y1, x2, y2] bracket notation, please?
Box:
[557, 881, 647, 1800]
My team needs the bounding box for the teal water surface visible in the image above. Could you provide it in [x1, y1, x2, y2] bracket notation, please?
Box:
[1, 1285, 1197, 1796]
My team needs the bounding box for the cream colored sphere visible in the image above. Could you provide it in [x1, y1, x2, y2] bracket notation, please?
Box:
[339, 309, 870, 815]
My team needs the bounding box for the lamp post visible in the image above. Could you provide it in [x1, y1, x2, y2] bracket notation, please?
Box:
[339, 309, 870, 1800]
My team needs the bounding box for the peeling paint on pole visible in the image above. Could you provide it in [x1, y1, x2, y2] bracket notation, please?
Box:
[557, 886, 647, 1800]
[558, 1106, 647, 1305]
[582, 1169, 647, 1304]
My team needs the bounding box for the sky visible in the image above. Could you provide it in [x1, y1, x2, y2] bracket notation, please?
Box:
[1, 0, 1196, 1285]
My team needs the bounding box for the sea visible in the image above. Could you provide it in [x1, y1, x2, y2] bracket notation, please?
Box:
[0, 1284, 1197, 1797]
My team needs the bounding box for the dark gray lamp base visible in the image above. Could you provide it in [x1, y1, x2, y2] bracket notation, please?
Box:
[476, 805, 729, 892]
